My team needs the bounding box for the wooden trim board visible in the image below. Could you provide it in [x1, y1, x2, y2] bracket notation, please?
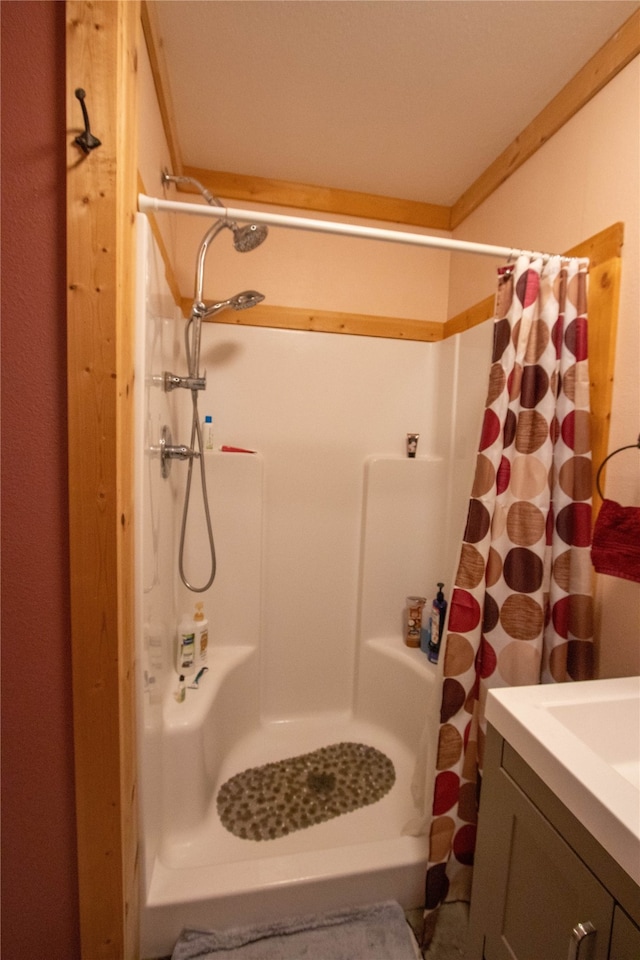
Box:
[66, 2, 139, 957]
[200, 302, 444, 342]
[180, 166, 452, 231]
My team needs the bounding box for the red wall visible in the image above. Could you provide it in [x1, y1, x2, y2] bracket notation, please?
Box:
[1, 2, 81, 956]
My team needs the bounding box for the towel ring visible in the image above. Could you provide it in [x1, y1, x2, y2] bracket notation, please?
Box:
[595, 434, 640, 500]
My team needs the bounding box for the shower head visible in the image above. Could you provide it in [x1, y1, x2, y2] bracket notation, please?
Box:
[162, 170, 268, 252]
[199, 290, 265, 319]
[231, 222, 269, 253]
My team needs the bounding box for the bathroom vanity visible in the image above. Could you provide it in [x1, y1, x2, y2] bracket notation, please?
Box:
[467, 678, 640, 960]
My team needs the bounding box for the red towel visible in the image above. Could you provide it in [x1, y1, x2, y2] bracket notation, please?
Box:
[591, 499, 640, 583]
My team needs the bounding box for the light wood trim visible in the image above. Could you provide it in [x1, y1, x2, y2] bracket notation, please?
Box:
[140, 0, 183, 175]
[443, 294, 496, 339]
[450, 11, 640, 228]
[587, 254, 622, 515]
[192, 301, 444, 341]
[563, 221, 624, 267]
[181, 166, 452, 231]
[66, 2, 139, 957]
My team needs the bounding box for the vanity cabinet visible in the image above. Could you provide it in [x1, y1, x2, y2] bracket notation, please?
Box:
[467, 726, 640, 960]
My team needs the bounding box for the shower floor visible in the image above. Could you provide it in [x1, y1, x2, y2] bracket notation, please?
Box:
[158, 711, 426, 871]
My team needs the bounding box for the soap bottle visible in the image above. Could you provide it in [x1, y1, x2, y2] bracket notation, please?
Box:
[176, 614, 196, 676]
[174, 675, 186, 703]
[193, 602, 209, 666]
[203, 415, 215, 450]
[405, 596, 426, 648]
[422, 583, 447, 663]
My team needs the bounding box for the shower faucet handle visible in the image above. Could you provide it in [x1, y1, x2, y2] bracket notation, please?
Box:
[150, 425, 201, 479]
[163, 371, 206, 392]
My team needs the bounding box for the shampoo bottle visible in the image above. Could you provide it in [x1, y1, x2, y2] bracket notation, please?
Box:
[194, 602, 209, 666]
[176, 614, 196, 676]
[422, 583, 447, 663]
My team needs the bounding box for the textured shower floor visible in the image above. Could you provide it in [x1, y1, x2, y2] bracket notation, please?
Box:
[159, 711, 424, 870]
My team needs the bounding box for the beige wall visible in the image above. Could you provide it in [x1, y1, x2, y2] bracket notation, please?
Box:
[450, 58, 640, 679]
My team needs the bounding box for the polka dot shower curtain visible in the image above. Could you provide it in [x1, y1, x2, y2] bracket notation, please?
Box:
[424, 254, 594, 925]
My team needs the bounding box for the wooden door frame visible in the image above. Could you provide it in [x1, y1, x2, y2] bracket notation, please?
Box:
[66, 2, 139, 957]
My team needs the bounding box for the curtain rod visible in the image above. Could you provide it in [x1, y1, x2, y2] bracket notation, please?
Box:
[138, 193, 578, 263]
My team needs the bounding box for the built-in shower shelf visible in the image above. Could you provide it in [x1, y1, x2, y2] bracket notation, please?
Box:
[365, 636, 439, 677]
[164, 645, 256, 731]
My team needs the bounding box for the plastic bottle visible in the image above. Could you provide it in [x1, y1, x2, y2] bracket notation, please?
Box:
[193, 602, 209, 666]
[176, 614, 196, 676]
[405, 596, 426, 647]
[203, 415, 215, 450]
[421, 583, 447, 663]
[174, 675, 186, 702]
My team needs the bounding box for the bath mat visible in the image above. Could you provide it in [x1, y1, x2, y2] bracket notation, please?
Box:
[216, 741, 395, 841]
[171, 900, 421, 960]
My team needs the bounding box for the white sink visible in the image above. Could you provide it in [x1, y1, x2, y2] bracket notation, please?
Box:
[486, 676, 640, 885]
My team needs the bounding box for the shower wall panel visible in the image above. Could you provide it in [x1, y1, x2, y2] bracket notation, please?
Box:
[194, 321, 457, 719]
[135, 216, 183, 893]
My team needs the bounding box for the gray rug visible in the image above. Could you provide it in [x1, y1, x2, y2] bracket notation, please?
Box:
[171, 900, 421, 960]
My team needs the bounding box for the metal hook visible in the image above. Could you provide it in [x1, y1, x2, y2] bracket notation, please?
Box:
[74, 88, 101, 154]
[595, 434, 640, 500]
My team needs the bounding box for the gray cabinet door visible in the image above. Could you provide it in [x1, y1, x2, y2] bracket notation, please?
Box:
[469, 735, 614, 960]
[610, 906, 640, 960]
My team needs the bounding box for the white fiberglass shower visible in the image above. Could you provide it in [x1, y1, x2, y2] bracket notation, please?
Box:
[135, 210, 491, 959]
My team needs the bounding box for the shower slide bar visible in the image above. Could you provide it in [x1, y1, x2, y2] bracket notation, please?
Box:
[138, 192, 581, 263]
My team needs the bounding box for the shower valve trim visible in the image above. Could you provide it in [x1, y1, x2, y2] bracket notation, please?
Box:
[163, 372, 206, 392]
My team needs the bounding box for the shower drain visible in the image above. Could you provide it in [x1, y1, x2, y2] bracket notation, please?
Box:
[216, 741, 396, 841]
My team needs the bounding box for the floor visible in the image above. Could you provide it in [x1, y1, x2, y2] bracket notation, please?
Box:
[407, 902, 470, 959]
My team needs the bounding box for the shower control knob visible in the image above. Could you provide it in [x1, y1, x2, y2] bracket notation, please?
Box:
[151, 425, 200, 479]
[163, 371, 206, 392]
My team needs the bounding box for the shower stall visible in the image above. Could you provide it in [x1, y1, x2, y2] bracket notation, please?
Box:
[135, 211, 491, 958]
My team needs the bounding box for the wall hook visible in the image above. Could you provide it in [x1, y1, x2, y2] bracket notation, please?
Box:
[74, 88, 101, 154]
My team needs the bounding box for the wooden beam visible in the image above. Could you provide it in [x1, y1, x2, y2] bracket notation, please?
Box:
[182, 166, 452, 231]
[140, 0, 183, 175]
[563, 221, 624, 267]
[193, 301, 444, 341]
[66, 2, 139, 957]
[450, 11, 640, 228]
[587, 254, 623, 516]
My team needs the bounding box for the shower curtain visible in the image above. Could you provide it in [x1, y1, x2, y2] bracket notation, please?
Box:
[424, 253, 594, 919]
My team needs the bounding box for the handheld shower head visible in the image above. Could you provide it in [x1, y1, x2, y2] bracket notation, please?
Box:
[231, 290, 265, 310]
[232, 222, 269, 253]
[200, 290, 265, 319]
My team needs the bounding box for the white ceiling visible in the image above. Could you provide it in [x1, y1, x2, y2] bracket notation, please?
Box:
[154, 0, 639, 206]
